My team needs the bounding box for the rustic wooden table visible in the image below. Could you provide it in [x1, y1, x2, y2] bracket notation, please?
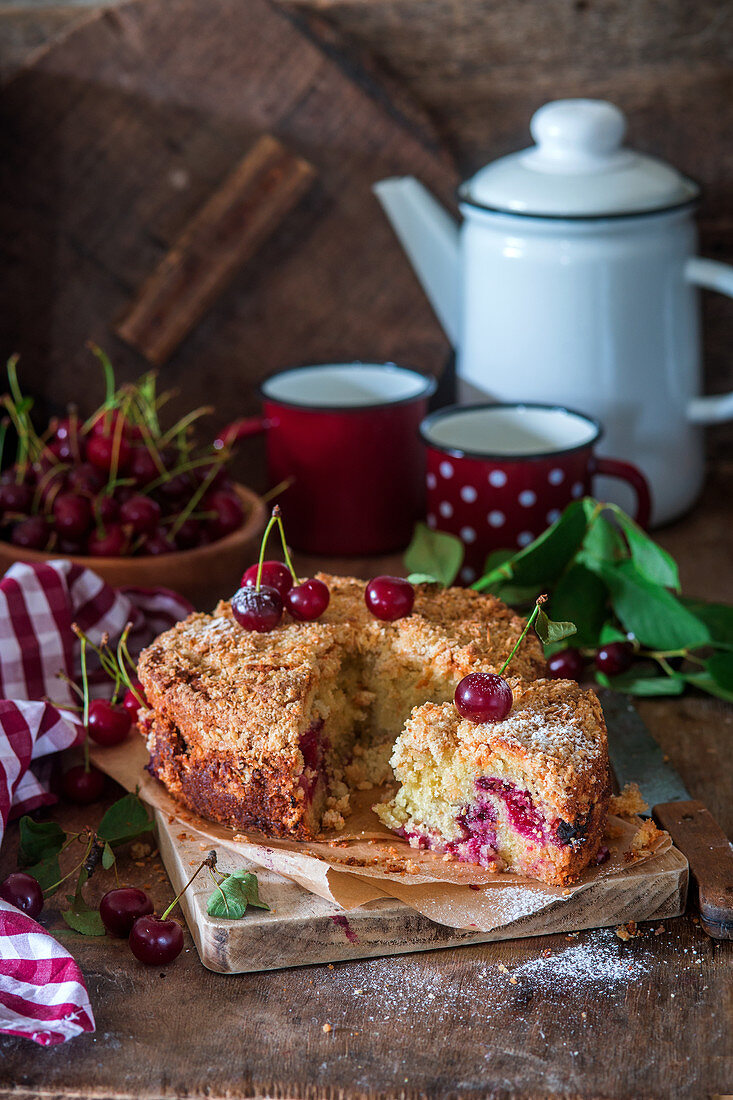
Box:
[1, 467, 733, 1099]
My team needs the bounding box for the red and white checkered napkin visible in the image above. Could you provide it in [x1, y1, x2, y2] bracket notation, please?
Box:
[0, 560, 191, 1045]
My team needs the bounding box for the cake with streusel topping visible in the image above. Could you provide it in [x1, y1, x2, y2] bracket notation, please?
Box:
[374, 680, 610, 886]
[137, 574, 548, 839]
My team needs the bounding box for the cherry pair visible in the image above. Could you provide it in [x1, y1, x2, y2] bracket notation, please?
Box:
[547, 641, 633, 681]
[100, 886, 182, 965]
[232, 507, 330, 633]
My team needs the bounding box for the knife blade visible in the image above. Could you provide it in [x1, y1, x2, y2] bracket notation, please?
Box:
[601, 691, 733, 940]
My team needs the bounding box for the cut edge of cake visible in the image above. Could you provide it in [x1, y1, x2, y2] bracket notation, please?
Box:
[373, 678, 611, 886]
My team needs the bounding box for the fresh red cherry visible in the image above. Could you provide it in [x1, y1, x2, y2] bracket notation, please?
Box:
[0, 481, 32, 514]
[129, 447, 159, 488]
[595, 642, 633, 676]
[93, 494, 119, 527]
[11, 516, 50, 550]
[67, 462, 105, 495]
[365, 576, 415, 622]
[100, 887, 153, 937]
[241, 561, 294, 599]
[53, 492, 92, 540]
[87, 523, 126, 557]
[123, 685, 146, 723]
[87, 699, 131, 746]
[61, 764, 105, 804]
[547, 648, 585, 681]
[90, 410, 131, 439]
[231, 584, 283, 632]
[173, 518, 200, 550]
[158, 471, 194, 502]
[87, 433, 132, 474]
[454, 672, 513, 724]
[285, 578, 330, 622]
[206, 490, 244, 540]
[129, 914, 184, 965]
[0, 872, 43, 919]
[119, 494, 161, 536]
[142, 530, 174, 555]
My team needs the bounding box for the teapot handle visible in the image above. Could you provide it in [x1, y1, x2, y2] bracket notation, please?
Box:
[685, 258, 733, 424]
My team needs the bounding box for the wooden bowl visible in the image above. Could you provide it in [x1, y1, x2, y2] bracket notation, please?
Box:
[0, 484, 267, 612]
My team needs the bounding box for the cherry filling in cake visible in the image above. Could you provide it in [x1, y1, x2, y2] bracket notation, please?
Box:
[137, 574, 610, 878]
[375, 682, 611, 886]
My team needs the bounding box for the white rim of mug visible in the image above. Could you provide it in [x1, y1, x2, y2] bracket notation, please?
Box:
[260, 362, 437, 412]
[420, 402, 604, 462]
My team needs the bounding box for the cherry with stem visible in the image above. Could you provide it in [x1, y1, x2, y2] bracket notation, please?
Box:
[129, 851, 217, 965]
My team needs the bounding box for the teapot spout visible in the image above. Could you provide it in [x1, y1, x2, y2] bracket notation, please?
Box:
[373, 177, 461, 347]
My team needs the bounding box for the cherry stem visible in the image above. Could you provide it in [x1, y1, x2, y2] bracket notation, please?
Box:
[74, 628, 91, 771]
[161, 851, 217, 921]
[117, 623, 146, 707]
[255, 510, 280, 590]
[273, 506, 298, 582]
[498, 595, 547, 677]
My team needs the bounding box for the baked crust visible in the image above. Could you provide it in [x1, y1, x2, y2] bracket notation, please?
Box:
[138, 574, 547, 838]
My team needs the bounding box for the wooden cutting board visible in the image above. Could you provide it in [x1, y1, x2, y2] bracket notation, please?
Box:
[156, 810, 687, 974]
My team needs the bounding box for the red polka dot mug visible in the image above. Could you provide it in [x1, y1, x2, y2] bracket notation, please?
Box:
[420, 403, 651, 583]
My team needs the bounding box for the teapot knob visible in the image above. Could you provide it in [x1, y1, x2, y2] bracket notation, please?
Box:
[529, 99, 627, 168]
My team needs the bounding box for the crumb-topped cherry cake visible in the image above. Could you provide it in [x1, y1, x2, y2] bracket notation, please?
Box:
[137, 520, 611, 887]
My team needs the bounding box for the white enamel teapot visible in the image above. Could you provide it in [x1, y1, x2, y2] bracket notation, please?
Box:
[374, 98, 733, 525]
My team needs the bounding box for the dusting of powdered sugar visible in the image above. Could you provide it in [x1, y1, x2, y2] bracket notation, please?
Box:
[303, 927, 657, 1033]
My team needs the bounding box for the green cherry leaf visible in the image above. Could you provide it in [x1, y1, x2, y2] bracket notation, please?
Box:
[596, 665, 686, 696]
[18, 817, 65, 868]
[608, 506, 680, 590]
[578, 512, 626, 567]
[703, 651, 733, 693]
[207, 870, 269, 919]
[548, 563, 608, 648]
[535, 607, 577, 645]
[475, 500, 588, 592]
[681, 599, 733, 649]
[97, 792, 153, 847]
[598, 621, 630, 645]
[404, 524, 463, 588]
[586, 560, 710, 651]
[26, 855, 62, 894]
[406, 573, 441, 586]
[102, 842, 116, 871]
[62, 894, 105, 937]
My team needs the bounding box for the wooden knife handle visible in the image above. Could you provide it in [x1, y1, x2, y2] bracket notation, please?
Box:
[653, 800, 733, 939]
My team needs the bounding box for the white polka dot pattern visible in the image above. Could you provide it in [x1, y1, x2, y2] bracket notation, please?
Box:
[517, 531, 534, 547]
[439, 461, 454, 479]
[488, 470, 507, 487]
[460, 485, 477, 503]
[548, 468, 565, 485]
[518, 490, 537, 507]
[571, 482, 584, 498]
[488, 511, 505, 527]
[546, 509, 561, 524]
[460, 566, 476, 583]
[460, 526, 476, 543]
[439, 501, 453, 518]
[427, 514, 437, 529]
[426, 472, 437, 490]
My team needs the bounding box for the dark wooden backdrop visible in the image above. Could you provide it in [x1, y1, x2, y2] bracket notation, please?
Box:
[1, 0, 732, 483]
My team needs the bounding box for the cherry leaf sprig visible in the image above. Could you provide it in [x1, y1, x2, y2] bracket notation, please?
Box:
[206, 867, 270, 919]
[16, 792, 153, 934]
[405, 497, 733, 700]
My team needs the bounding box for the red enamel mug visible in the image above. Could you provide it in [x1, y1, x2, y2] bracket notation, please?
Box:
[420, 403, 651, 583]
[220, 363, 437, 554]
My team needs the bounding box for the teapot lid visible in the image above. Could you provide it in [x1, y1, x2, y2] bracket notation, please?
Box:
[460, 99, 699, 217]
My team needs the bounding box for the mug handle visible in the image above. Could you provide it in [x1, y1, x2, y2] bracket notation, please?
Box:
[214, 417, 269, 450]
[593, 457, 652, 530]
[685, 258, 733, 424]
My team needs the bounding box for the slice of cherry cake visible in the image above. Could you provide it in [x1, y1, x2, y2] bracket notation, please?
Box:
[374, 678, 610, 886]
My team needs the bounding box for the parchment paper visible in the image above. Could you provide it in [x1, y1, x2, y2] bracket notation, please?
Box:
[89, 737, 672, 932]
